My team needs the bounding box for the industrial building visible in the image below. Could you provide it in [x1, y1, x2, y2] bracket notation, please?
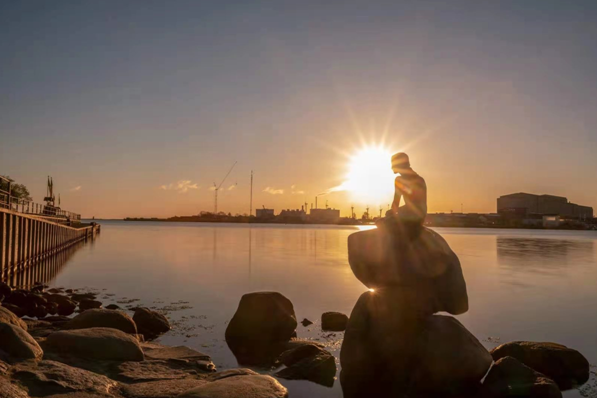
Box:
[309, 208, 340, 224]
[255, 208, 275, 219]
[497, 193, 593, 219]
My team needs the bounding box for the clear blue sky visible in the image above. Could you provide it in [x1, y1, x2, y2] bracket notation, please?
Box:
[2, 1, 596, 218]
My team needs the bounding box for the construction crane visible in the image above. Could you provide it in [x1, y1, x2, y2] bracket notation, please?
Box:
[213, 161, 237, 214]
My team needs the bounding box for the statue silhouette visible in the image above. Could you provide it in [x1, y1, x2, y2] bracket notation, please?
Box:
[378, 152, 427, 237]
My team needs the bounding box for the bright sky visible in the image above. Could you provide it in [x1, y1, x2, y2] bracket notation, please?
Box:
[2, 1, 596, 218]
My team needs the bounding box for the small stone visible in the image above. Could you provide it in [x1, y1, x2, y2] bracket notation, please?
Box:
[78, 299, 102, 311]
[301, 318, 313, 327]
[105, 304, 120, 310]
[276, 352, 336, 387]
[133, 307, 171, 338]
[321, 312, 348, 331]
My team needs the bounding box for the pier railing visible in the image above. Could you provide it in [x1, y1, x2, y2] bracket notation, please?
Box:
[0, 176, 81, 222]
[0, 207, 99, 281]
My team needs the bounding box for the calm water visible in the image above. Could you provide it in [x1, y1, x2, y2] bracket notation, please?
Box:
[47, 222, 597, 398]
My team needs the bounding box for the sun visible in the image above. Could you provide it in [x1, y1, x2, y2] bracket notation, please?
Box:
[341, 145, 396, 206]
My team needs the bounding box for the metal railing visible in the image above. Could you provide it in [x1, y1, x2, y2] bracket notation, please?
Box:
[0, 178, 81, 222]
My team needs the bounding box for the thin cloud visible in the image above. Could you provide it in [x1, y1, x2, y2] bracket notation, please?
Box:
[290, 184, 305, 195]
[263, 187, 284, 195]
[160, 180, 200, 193]
[228, 184, 236, 191]
[70, 186, 82, 192]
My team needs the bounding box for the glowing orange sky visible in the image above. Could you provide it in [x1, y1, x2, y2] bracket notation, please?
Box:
[2, 2, 596, 218]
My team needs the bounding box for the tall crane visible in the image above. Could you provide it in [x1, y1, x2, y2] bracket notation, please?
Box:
[213, 161, 237, 214]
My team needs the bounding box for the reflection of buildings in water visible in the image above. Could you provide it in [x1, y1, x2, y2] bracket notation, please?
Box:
[6, 240, 89, 288]
[496, 237, 594, 271]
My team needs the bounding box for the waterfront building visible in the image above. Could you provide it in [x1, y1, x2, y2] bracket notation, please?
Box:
[309, 208, 340, 224]
[497, 192, 593, 219]
[256, 208, 275, 219]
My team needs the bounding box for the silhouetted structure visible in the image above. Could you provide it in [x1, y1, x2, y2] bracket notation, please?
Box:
[497, 192, 593, 219]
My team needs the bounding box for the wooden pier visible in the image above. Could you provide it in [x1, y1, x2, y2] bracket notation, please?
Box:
[0, 207, 100, 283]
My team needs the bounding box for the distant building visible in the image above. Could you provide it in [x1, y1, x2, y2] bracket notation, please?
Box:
[309, 208, 340, 224]
[497, 193, 593, 219]
[256, 208, 275, 219]
[278, 208, 307, 223]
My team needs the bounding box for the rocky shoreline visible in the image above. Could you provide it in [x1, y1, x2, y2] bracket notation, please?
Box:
[0, 280, 594, 398]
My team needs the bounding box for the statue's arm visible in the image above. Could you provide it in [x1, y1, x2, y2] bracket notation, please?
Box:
[391, 180, 402, 214]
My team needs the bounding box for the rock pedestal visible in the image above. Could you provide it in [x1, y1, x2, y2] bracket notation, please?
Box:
[341, 225, 488, 397]
[347, 226, 468, 315]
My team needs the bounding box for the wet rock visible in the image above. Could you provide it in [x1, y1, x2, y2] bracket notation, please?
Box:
[0, 322, 43, 362]
[133, 308, 171, 338]
[141, 342, 211, 362]
[0, 281, 12, 300]
[225, 292, 297, 366]
[47, 288, 63, 294]
[4, 290, 29, 307]
[69, 293, 97, 302]
[63, 309, 137, 334]
[340, 292, 491, 397]
[490, 341, 590, 389]
[178, 375, 288, 398]
[115, 359, 209, 383]
[1, 303, 26, 318]
[301, 318, 313, 327]
[105, 304, 120, 310]
[276, 352, 336, 387]
[11, 360, 119, 397]
[43, 327, 144, 362]
[207, 368, 258, 381]
[0, 305, 28, 330]
[78, 299, 102, 312]
[321, 312, 348, 331]
[0, 378, 29, 398]
[347, 227, 468, 315]
[45, 295, 76, 316]
[33, 305, 48, 319]
[482, 356, 562, 398]
[46, 302, 59, 315]
[278, 343, 328, 367]
[122, 379, 208, 398]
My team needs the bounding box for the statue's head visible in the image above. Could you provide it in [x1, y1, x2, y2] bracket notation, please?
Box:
[391, 152, 410, 174]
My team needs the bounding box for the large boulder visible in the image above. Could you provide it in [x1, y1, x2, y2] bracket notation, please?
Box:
[0, 322, 43, 362]
[347, 226, 468, 315]
[0, 306, 28, 330]
[63, 309, 137, 334]
[178, 375, 288, 398]
[225, 292, 297, 366]
[321, 312, 348, 331]
[11, 360, 119, 397]
[43, 327, 144, 361]
[482, 356, 561, 398]
[340, 290, 491, 397]
[490, 341, 590, 389]
[133, 307, 171, 338]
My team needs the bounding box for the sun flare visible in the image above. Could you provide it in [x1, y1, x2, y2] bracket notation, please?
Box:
[341, 145, 396, 206]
